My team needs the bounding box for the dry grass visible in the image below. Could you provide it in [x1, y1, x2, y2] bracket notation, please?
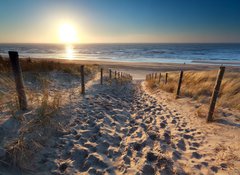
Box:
[0, 58, 99, 109]
[0, 57, 98, 75]
[146, 70, 240, 110]
[36, 78, 61, 124]
[4, 81, 63, 170]
[0, 57, 100, 170]
[0, 73, 19, 115]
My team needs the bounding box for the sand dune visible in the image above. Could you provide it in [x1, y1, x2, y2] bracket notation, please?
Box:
[0, 61, 240, 175]
[29, 78, 240, 174]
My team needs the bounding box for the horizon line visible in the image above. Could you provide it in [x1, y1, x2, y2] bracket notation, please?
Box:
[0, 42, 240, 45]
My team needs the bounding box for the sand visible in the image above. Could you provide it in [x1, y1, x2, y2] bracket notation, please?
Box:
[0, 60, 240, 174]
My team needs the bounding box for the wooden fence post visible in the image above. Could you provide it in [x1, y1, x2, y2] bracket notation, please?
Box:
[155, 73, 157, 79]
[207, 66, 225, 122]
[176, 70, 184, 99]
[158, 73, 161, 83]
[115, 70, 117, 79]
[100, 68, 103, 85]
[109, 69, 112, 79]
[165, 73, 168, 84]
[8, 51, 28, 110]
[80, 65, 85, 94]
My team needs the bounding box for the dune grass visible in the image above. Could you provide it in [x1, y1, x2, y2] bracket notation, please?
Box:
[0, 57, 100, 170]
[146, 70, 240, 111]
[0, 57, 99, 106]
[0, 57, 98, 75]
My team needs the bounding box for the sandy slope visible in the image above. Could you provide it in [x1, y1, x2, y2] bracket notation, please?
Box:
[27, 78, 238, 175]
[142, 82, 240, 175]
[1, 74, 239, 175]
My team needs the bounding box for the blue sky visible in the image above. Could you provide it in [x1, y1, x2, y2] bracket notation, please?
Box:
[0, 0, 240, 43]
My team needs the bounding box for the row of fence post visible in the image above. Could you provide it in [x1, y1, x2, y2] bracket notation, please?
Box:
[6, 51, 225, 122]
[7, 51, 133, 111]
[146, 72, 169, 84]
[81, 67, 132, 94]
[146, 66, 225, 122]
[104, 68, 132, 83]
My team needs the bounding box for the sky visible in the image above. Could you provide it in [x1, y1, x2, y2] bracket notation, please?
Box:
[0, 0, 240, 43]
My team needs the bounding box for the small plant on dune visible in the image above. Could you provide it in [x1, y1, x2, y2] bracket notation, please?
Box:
[6, 95, 19, 118]
[0, 73, 19, 115]
[4, 78, 62, 170]
[146, 80, 158, 89]
[5, 131, 44, 171]
[5, 135, 37, 171]
[36, 79, 61, 125]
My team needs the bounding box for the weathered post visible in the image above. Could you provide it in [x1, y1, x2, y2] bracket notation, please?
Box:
[80, 65, 85, 94]
[176, 70, 184, 99]
[155, 73, 157, 79]
[115, 70, 117, 79]
[158, 73, 161, 83]
[120, 72, 123, 85]
[100, 68, 103, 85]
[8, 51, 28, 110]
[109, 69, 112, 79]
[165, 73, 168, 84]
[207, 66, 225, 122]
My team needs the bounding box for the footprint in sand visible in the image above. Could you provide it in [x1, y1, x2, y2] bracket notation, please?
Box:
[191, 152, 202, 159]
[177, 139, 186, 151]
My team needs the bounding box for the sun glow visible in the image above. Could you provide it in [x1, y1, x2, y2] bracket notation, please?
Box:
[66, 45, 74, 59]
[59, 23, 78, 43]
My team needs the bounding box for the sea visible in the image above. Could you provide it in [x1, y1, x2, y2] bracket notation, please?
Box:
[0, 43, 240, 66]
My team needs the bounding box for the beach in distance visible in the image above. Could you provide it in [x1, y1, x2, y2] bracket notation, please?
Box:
[19, 57, 240, 80]
[1, 43, 240, 64]
[1, 43, 240, 79]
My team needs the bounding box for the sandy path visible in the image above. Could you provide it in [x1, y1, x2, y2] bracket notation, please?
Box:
[31, 79, 238, 175]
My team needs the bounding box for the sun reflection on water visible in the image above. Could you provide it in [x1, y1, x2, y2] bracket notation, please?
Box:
[65, 45, 74, 59]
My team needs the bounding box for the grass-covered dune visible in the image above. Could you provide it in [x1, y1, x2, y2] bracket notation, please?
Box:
[146, 70, 240, 111]
[0, 57, 99, 106]
[0, 57, 100, 170]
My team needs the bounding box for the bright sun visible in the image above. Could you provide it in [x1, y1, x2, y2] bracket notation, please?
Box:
[59, 23, 77, 43]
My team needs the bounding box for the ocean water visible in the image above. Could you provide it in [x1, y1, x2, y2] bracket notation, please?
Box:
[0, 43, 240, 65]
